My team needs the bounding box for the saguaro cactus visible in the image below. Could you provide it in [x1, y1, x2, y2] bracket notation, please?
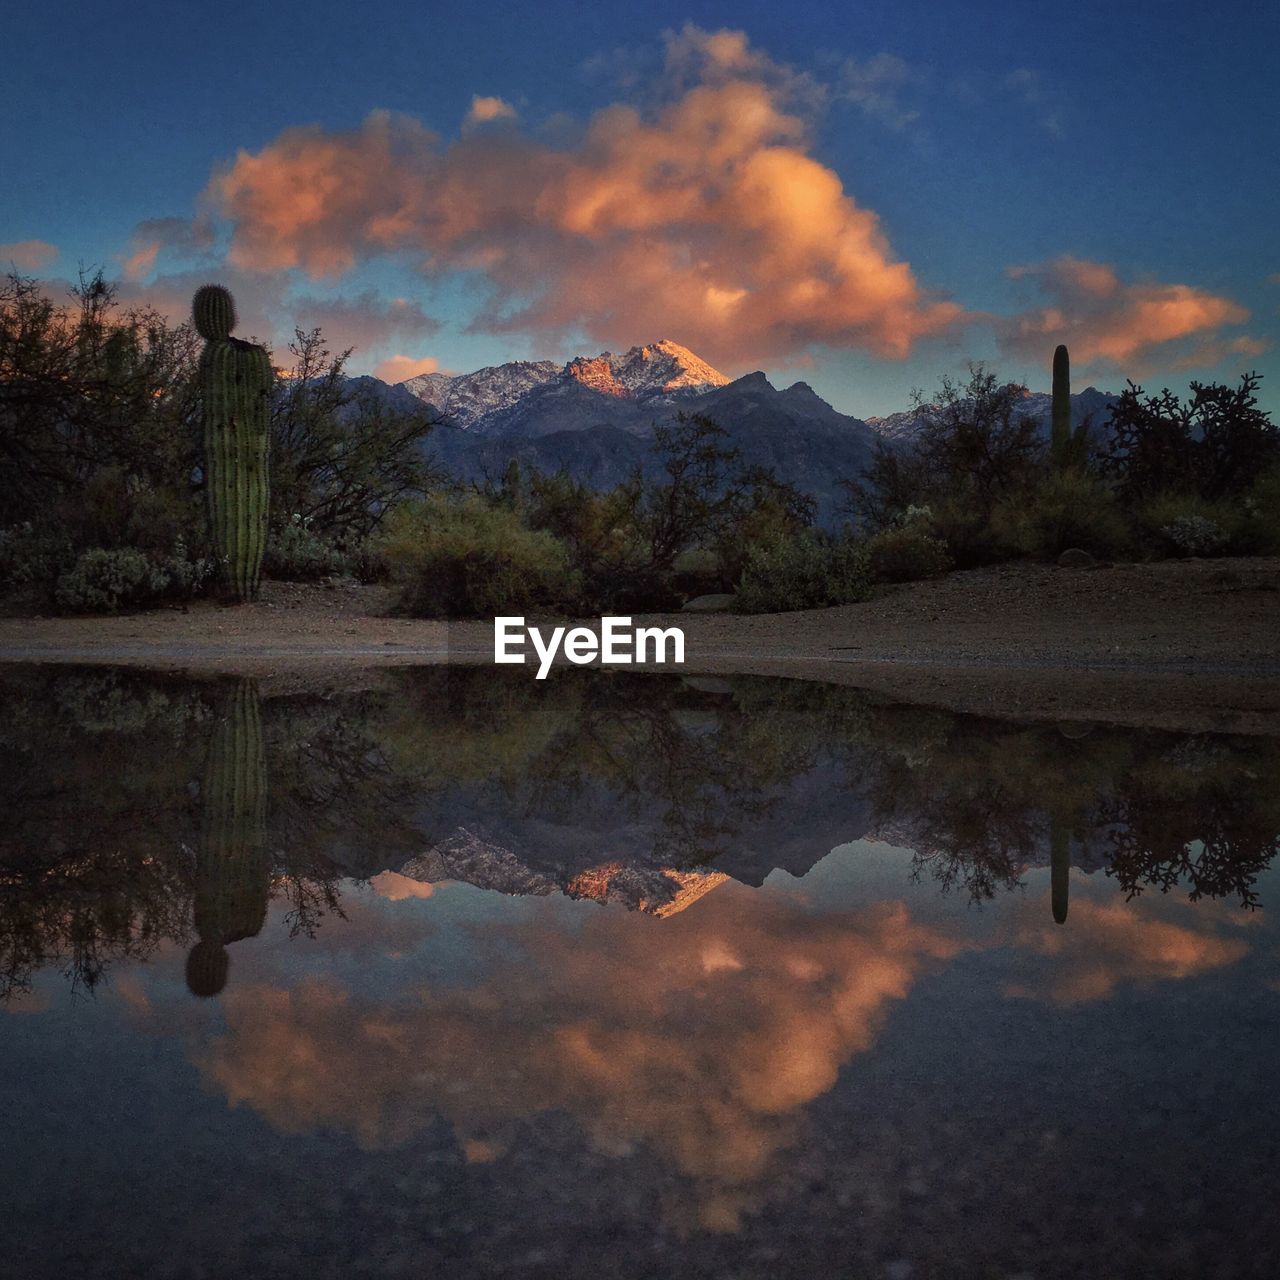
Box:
[1050, 816, 1070, 925]
[193, 285, 272, 601]
[1050, 343, 1071, 469]
[186, 678, 270, 997]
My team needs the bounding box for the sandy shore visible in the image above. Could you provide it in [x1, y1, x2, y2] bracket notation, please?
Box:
[2, 557, 1278, 733]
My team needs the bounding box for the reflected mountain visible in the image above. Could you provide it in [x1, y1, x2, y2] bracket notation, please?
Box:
[1, 664, 1277, 1000]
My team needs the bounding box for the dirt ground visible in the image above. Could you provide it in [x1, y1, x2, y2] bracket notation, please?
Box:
[2, 557, 1278, 733]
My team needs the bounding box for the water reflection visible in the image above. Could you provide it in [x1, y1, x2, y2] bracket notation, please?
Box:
[2, 665, 1278, 1276]
[187, 679, 270, 996]
[1, 664, 1277, 1000]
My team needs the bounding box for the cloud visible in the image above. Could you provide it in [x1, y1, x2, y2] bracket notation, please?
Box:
[119, 216, 215, 281]
[289, 289, 440, 354]
[122, 241, 161, 281]
[369, 870, 436, 900]
[111, 265, 285, 344]
[465, 95, 517, 126]
[173, 868, 1250, 1231]
[1169, 334, 1270, 372]
[104, 266, 441, 368]
[193, 888, 961, 1231]
[204, 27, 964, 367]
[0, 239, 58, 271]
[1002, 256, 1258, 371]
[836, 53, 921, 130]
[372, 354, 441, 382]
[1003, 898, 1248, 1005]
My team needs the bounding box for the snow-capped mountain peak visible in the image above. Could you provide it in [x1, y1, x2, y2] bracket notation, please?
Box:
[610, 339, 730, 397]
[400, 339, 729, 430]
[401, 359, 560, 431]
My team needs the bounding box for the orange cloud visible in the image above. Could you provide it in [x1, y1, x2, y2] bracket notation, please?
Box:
[1003, 255, 1257, 371]
[1003, 897, 1248, 1005]
[118, 850, 1256, 1233]
[465, 95, 517, 125]
[196, 888, 961, 1230]
[123, 240, 161, 281]
[0, 239, 58, 271]
[372, 354, 441, 382]
[204, 29, 963, 367]
[368, 870, 436, 900]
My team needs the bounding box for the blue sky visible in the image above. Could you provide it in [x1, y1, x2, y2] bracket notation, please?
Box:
[2, 0, 1276, 415]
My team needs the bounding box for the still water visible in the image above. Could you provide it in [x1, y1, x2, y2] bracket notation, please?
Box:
[2, 666, 1277, 1279]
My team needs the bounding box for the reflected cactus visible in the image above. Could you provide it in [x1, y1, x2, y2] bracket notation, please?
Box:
[187, 679, 270, 997]
[1050, 817, 1070, 925]
[194, 285, 272, 601]
[1051, 343, 1071, 469]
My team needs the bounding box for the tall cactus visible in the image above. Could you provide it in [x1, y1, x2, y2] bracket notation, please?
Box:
[1050, 816, 1070, 925]
[186, 678, 270, 997]
[193, 285, 272, 601]
[1050, 343, 1071, 469]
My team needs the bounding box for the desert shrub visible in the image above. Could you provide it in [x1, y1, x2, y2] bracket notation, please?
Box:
[122, 485, 205, 557]
[377, 494, 581, 617]
[672, 546, 725, 599]
[927, 495, 1010, 568]
[53, 544, 213, 613]
[990, 468, 1131, 560]
[1136, 493, 1247, 558]
[734, 532, 872, 614]
[1160, 514, 1228, 558]
[264, 515, 354, 581]
[0, 523, 72, 593]
[521, 418, 812, 611]
[866, 522, 952, 583]
[1237, 468, 1280, 555]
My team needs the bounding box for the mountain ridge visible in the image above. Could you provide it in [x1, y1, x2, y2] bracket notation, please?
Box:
[401, 338, 728, 433]
[378, 341, 1118, 527]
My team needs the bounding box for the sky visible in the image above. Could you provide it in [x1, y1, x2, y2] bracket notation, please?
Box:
[2, 0, 1277, 417]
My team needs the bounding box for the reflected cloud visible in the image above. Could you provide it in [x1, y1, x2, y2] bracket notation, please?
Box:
[1003, 897, 1249, 1005]
[199, 891, 961, 1230]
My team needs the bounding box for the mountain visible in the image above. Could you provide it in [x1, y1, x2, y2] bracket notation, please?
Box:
[393, 341, 876, 526]
[401, 339, 728, 434]
[415, 371, 879, 526]
[394, 830, 730, 917]
[402, 359, 560, 430]
[380, 342, 1118, 528]
[865, 385, 1119, 445]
